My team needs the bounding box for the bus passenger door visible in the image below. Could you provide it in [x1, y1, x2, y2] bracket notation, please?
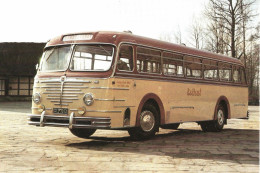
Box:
[114, 44, 136, 127]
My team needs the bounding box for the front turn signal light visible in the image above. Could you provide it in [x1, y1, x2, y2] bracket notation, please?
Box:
[37, 104, 45, 113]
[78, 107, 86, 115]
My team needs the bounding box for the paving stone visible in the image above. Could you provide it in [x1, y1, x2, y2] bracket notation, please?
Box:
[0, 102, 259, 172]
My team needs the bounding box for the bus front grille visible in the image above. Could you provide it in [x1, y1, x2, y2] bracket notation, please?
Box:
[40, 78, 90, 106]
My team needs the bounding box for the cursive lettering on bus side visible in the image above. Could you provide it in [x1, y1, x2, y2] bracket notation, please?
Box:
[187, 88, 201, 96]
[116, 81, 130, 88]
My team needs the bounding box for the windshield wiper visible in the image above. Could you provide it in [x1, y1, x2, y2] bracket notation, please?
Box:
[99, 45, 112, 56]
[45, 48, 56, 61]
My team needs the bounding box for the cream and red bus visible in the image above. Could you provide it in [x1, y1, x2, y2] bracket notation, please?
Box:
[28, 31, 248, 139]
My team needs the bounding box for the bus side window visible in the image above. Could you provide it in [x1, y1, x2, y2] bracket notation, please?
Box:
[162, 52, 183, 77]
[233, 66, 241, 83]
[184, 56, 202, 78]
[203, 59, 218, 80]
[219, 63, 232, 82]
[137, 47, 161, 74]
[117, 45, 133, 71]
[241, 67, 247, 84]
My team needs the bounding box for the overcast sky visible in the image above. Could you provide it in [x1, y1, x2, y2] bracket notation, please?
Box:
[0, 0, 259, 43]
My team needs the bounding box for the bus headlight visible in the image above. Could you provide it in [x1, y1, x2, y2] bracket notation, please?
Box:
[83, 93, 94, 106]
[32, 93, 41, 104]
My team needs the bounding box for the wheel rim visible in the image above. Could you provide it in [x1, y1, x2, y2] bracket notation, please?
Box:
[140, 111, 155, 132]
[217, 109, 224, 125]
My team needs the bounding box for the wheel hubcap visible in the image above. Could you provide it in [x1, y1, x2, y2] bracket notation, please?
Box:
[217, 109, 224, 125]
[140, 111, 155, 132]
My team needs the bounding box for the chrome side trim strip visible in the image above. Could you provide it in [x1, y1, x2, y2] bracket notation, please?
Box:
[69, 109, 121, 113]
[95, 98, 125, 101]
[113, 106, 135, 108]
[86, 110, 122, 113]
[234, 104, 246, 106]
[171, 106, 194, 109]
[90, 87, 129, 90]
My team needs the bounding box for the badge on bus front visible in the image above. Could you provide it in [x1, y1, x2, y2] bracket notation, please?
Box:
[53, 108, 68, 114]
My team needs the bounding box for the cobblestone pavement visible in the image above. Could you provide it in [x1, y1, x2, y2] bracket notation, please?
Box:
[0, 102, 259, 172]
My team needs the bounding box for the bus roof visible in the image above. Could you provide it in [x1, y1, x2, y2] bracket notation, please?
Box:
[46, 31, 244, 66]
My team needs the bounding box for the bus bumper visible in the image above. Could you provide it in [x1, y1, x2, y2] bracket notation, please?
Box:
[27, 111, 111, 129]
[238, 110, 249, 120]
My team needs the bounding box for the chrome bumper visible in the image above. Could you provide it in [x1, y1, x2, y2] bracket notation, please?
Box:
[28, 111, 111, 129]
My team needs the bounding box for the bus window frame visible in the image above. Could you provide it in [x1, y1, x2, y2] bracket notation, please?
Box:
[162, 51, 184, 78]
[116, 44, 135, 73]
[183, 55, 203, 79]
[69, 43, 116, 72]
[219, 62, 233, 82]
[203, 59, 219, 81]
[114, 42, 247, 87]
[136, 46, 162, 75]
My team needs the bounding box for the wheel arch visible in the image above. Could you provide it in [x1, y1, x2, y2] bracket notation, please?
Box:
[135, 93, 165, 127]
[214, 96, 231, 120]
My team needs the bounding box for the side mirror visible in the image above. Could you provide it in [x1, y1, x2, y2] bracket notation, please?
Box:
[35, 64, 39, 70]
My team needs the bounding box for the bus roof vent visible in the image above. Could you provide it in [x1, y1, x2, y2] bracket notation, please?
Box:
[123, 30, 133, 34]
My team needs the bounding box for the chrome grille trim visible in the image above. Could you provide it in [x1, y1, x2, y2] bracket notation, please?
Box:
[41, 80, 91, 83]
[51, 100, 73, 103]
[40, 78, 87, 106]
[45, 89, 82, 91]
[31, 107, 52, 110]
[54, 103, 69, 106]
[42, 86, 88, 88]
[48, 95, 78, 97]
[47, 97, 79, 100]
[43, 92, 84, 94]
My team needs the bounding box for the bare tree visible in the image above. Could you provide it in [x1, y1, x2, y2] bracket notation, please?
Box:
[174, 26, 182, 44]
[189, 17, 205, 49]
[205, 0, 256, 58]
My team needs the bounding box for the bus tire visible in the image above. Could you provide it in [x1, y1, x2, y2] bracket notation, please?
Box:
[128, 104, 159, 140]
[161, 123, 180, 130]
[212, 104, 226, 131]
[200, 104, 226, 132]
[69, 129, 96, 139]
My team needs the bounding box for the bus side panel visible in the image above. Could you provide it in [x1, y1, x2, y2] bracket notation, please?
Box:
[133, 79, 248, 125]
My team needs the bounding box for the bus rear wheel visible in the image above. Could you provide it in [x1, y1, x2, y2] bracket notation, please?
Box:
[69, 128, 96, 139]
[128, 104, 159, 140]
[200, 104, 226, 132]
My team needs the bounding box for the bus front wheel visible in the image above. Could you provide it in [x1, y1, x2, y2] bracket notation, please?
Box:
[128, 104, 159, 140]
[69, 128, 96, 139]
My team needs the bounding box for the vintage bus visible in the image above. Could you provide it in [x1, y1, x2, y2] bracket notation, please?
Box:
[28, 31, 248, 139]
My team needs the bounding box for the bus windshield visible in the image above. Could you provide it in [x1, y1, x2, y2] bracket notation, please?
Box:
[70, 45, 114, 71]
[40, 45, 72, 71]
[40, 44, 114, 72]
